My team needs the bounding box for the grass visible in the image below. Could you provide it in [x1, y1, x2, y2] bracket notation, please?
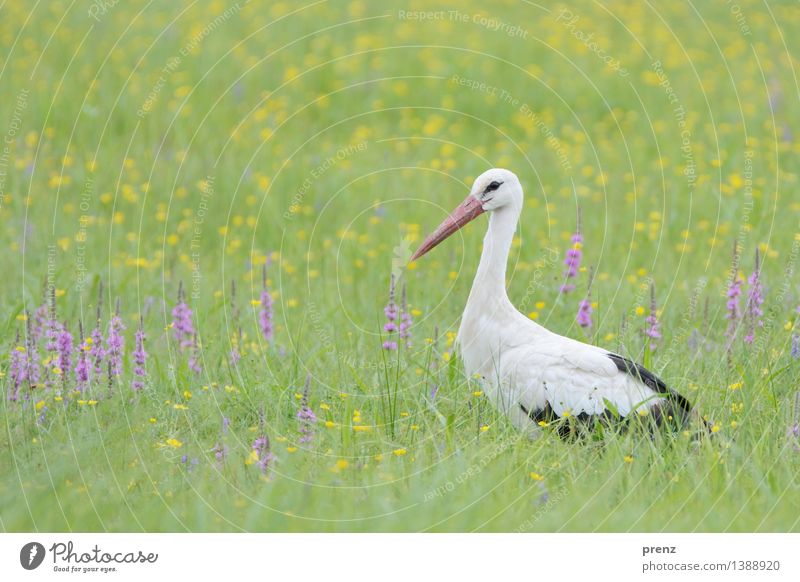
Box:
[1, 0, 800, 532]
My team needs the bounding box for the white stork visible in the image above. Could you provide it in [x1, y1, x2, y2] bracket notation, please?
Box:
[411, 168, 693, 436]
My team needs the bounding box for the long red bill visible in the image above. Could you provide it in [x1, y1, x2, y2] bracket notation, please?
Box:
[410, 194, 485, 262]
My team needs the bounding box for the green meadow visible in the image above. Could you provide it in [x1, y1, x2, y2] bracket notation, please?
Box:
[1, 0, 799, 531]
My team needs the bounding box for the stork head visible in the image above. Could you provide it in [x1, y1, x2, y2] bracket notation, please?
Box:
[410, 168, 522, 261]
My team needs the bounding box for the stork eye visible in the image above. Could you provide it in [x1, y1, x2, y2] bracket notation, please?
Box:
[484, 181, 502, 194]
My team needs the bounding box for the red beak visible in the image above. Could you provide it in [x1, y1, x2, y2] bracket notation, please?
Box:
[410, 194, 485, 261]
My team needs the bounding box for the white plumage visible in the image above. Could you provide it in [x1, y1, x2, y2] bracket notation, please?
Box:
[411, 168, 691, 434]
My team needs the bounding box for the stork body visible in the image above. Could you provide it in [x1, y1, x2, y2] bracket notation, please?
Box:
[412, 169, 691, 434]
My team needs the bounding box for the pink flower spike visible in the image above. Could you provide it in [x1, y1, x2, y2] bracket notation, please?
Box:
[382, 275, 399, 351]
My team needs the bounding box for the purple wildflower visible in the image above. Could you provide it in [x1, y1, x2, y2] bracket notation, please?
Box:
[576, 298, 593, 329]
[24, 316, 40, 390]
[132, 317, 147, 391]
[296, 406, 317, 443]
[560, 211, 583, 294]
[744, 249, 764, 344]
[180, 455, 199, 471]
[382, 275, 399, 350]
[8, 330, 27, 401]
[74, 322, 90, 392]
[90, 283, 105, 377]
[56, 324, 74, 388]
[726, 277, 743, 335]
[792, 334, 799, 360]
[43, 295, 64, 389]
[188, 333, 202, 375]
[536, 481, 550, 506]
[213, 443, 229, 463]
[258, 264, 274, 343]
[43, 316, 63, 390]
[645, 284, 661, 351]
[214, 445, 228, 462]
[252, 435, 275, 474]
[37, 404, 48, 426]
[44, 287, 61, 354]
[399, 282, 413, 349]
[576, 268, 594, 330]
[106, 299, 125, 377]
[725, 244, 743, 341]
[171, 282, 195, 349]
[106, 360, 114, 397]
[229, 346, 241, 366]
[89, 324, 105, 377]
[32, 296, 49, 346]
[44, 319, 62, 353]
[296, 375, 317, 444]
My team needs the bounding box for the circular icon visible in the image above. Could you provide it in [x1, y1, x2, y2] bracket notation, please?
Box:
[20, 542, 46, 570]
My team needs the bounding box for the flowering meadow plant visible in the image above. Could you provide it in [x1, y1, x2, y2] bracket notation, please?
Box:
[1, 0, 799, 537]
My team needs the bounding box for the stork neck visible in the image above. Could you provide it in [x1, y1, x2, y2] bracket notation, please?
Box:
[468, 203, 520, 308]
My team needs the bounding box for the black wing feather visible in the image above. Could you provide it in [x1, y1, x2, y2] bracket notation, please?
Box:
[606, 353, 692, 424]
[518, 353, 694, 438]
[519, 402, 616, 440]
